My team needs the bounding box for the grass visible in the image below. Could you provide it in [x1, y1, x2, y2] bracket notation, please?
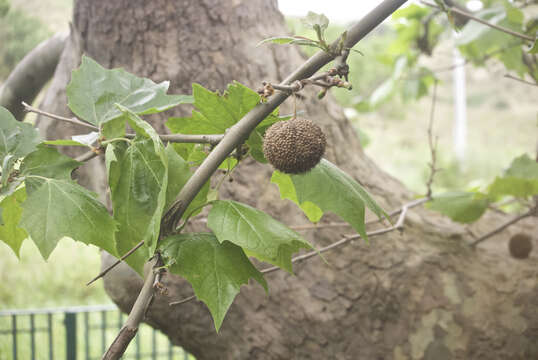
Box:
[0, 239, 109, 309]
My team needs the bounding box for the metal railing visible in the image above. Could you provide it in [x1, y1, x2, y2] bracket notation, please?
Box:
[0, 305, 192, 360]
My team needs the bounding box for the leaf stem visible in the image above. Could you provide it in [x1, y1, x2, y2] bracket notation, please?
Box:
[100, 138, 132, 146]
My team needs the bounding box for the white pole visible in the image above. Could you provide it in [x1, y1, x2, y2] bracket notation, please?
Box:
[453, 41, 467, 167]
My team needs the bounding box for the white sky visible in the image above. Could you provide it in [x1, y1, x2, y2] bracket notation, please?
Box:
[278, 0, 386, 23]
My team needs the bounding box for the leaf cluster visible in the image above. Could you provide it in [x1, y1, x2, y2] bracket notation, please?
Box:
[1, 55, 389, 331]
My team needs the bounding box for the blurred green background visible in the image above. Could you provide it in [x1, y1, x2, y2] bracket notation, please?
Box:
[0, 0, 536, 311]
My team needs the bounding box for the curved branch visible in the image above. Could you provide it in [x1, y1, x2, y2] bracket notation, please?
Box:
[0, 32, 68, 120]
[470, 210, 533, 247]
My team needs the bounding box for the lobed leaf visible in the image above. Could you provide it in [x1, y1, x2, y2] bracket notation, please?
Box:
[107, 137, 168, 274]
[160, 233, 267, 331]
[207, 200, 312, 273]
[67, 56, 192, 126]
[20, 179, 117, 259]
[166, 82, 281, 163]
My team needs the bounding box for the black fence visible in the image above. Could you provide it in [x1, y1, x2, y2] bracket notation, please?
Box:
[0, 305, 192, 360]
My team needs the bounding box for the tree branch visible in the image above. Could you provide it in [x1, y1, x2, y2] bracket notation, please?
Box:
[23, 102, 225, 145]
[0, 32, 68, 120]
[470, 210, 533, 247]
[161, 0, 410, 235]
[22, 101, 98, 130]
[102, 256, 160, 360]
[125, 133, 224, 145]
[425, 80, 440, 197]
[422, 1, 536, 42]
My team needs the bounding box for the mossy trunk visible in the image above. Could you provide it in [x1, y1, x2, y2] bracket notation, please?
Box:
[37, 0, 538, 359]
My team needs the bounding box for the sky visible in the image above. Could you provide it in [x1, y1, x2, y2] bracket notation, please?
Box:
[278, 0, 386, 23]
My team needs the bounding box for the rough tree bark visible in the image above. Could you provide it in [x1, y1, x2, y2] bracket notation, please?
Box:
[35, 0, 537, 359]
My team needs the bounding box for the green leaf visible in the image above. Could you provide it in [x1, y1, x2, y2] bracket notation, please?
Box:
[488, 154, 538, 198]
[207, 200, 312, 273]
[107, 137, 168, 274]
[287, 159, 389, 241]
[167, 82, 260, 135]
[165, 145, 191, 209]
[426, 191, 489, 223]
[160, 233, 267, 331]
[167, 81, 280, 163]
[116, 105, 162, 146]
[0, 106, 41, 159]
[67, 56, 193, 126]
[20, 145, 80, 194]
[20, 179, 117, 259]
[101, 117, 126, 139]
[271, 171, 322, 222]
[0, 187, 27, 257]
[504, 154, 538, 178]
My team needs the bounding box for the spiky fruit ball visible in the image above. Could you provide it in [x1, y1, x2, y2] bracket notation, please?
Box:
[263, 118, 326, 174]
[508, 233, 533, 259]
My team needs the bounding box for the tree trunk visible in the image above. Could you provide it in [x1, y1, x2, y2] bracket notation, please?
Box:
[38, 1, 537, 359]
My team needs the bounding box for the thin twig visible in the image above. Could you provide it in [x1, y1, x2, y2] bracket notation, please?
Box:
[22, 101, 98, 130]
[125, 133, 224, 145]
[425, 80, 439, 197]
[86, 240, 145, 286]
[169, 197, 428, 306]
[504, 74, 538, 87]
[470, 211, 533, 247]
[421, 1, 536, 42]
[24, 102, 224, 146]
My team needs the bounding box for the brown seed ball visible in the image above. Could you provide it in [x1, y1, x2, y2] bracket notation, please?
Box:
[263, 118, 326, 174]
[508, 233, 533, 259]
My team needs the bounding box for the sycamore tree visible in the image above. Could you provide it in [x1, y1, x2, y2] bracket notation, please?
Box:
[0, 0, 537, 359]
